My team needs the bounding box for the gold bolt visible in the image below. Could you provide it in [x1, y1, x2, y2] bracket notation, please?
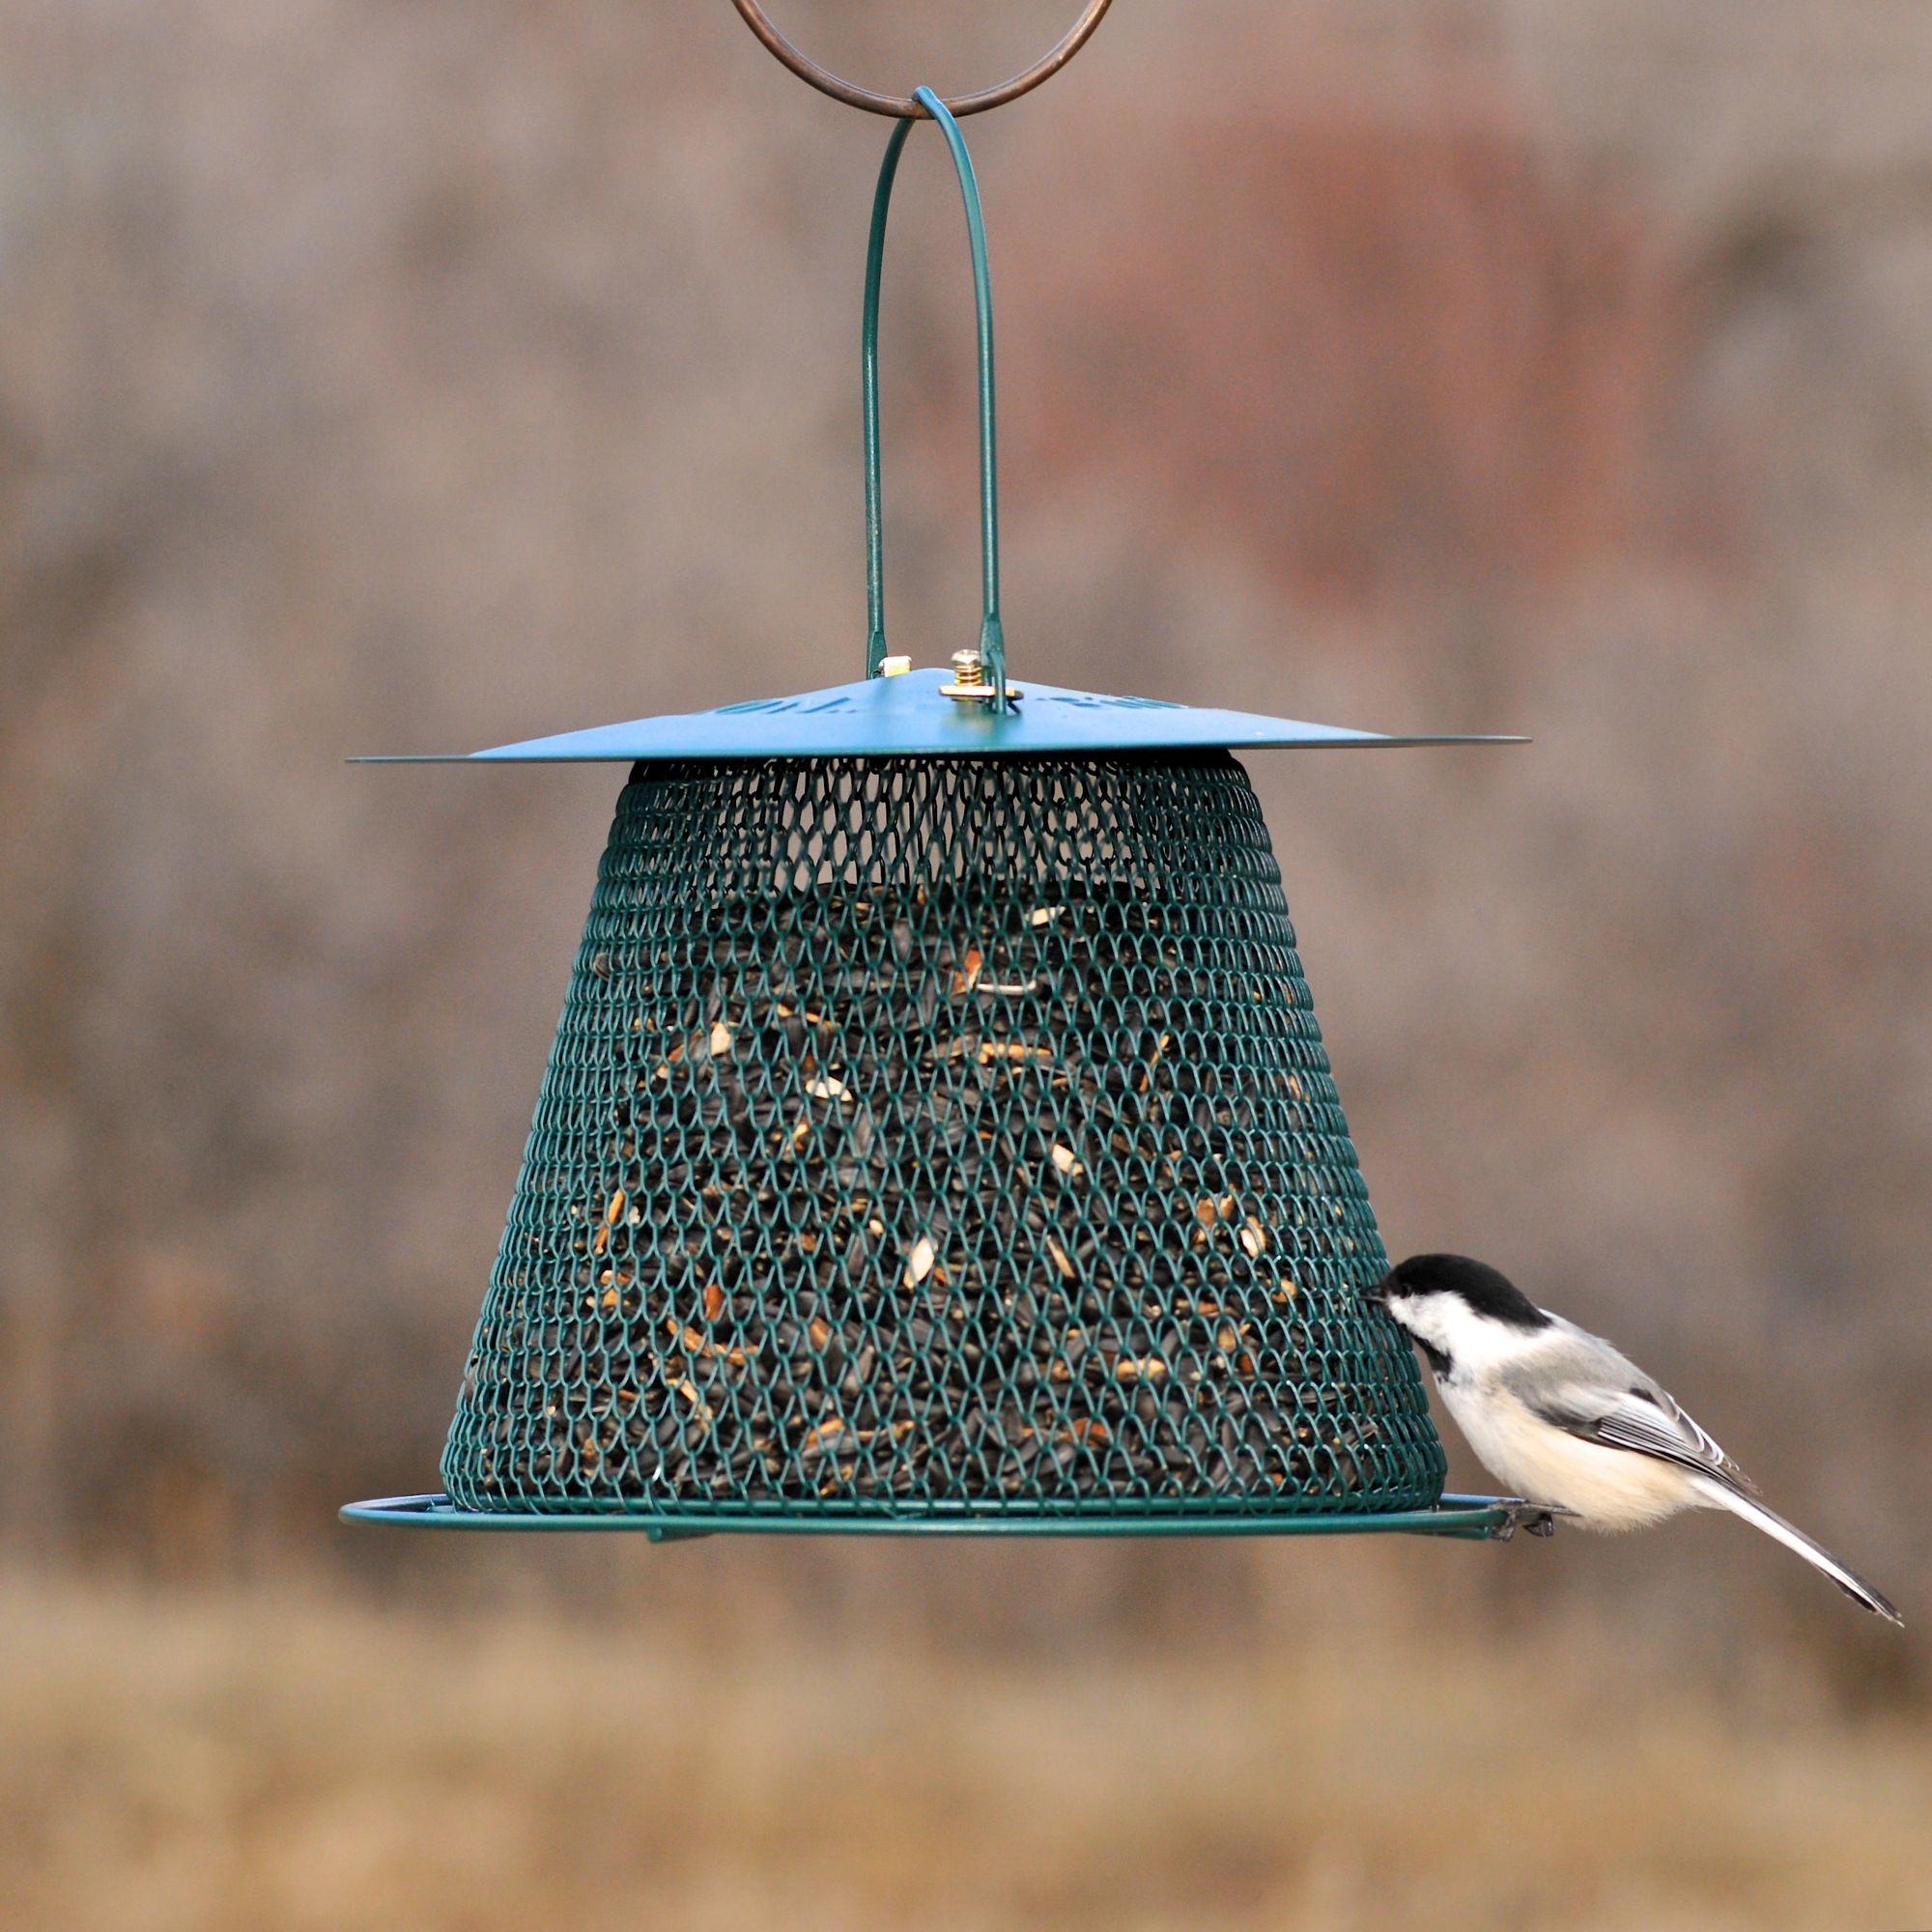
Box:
[939, 648, 1020, 703]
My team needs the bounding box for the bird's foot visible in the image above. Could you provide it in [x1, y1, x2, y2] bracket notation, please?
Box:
[1495, 1498, 1577, 1541]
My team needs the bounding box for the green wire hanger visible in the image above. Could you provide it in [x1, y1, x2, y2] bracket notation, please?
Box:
[863, 88, 1010, 712]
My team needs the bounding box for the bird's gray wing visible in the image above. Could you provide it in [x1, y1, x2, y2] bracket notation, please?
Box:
[1504, 1337, 1759, 1497]
[1631, 1382, 1756, 1491]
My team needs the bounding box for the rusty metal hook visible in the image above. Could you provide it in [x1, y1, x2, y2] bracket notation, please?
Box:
[727, 0, 1115, 119]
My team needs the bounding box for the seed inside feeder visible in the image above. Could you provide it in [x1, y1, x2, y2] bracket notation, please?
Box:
[439, 753, 1438, 1520]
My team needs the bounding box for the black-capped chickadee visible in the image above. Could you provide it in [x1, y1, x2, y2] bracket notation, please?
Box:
[1369, 1253, 1901, 1625]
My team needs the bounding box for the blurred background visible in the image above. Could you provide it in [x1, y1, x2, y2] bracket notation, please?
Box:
[3, 2, 1930, 1926]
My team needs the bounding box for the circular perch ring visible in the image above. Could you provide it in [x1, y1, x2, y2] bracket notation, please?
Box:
[727, 0, 1116, 118]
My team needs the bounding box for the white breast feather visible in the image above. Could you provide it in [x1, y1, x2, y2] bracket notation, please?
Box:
[1438, 1378, 1696, 1532]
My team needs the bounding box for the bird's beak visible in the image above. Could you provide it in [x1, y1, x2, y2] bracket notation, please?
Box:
[1361, 1277, 1391, 1308]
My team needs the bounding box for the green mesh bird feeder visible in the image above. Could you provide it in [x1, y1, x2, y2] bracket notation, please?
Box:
[344, 6, 1548, 1543]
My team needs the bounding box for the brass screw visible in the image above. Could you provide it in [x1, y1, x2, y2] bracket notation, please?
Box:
[940, 648, 1021, 703]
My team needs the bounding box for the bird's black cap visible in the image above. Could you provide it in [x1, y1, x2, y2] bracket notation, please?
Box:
[1377, 1254, 1552, 1331]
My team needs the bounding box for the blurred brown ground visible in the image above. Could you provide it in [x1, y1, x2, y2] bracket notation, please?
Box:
[1, 3, 1929, 1927]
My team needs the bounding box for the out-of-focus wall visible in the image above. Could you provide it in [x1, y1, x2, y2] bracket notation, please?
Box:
[2, 1, 1927, 1660]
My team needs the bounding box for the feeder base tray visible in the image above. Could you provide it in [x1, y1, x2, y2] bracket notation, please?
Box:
[339, 1493, 1560, 1542]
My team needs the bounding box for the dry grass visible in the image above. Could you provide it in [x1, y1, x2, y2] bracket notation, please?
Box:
[2, 1575, 1927, 1932]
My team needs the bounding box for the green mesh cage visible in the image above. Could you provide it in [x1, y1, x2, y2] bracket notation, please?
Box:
[434, 751, 1447, 1527]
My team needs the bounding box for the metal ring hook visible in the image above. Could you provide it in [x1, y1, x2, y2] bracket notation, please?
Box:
[727, 0, 1115, 120]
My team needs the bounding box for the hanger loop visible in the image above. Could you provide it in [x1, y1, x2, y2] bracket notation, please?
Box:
[863, 88, 1008, 710]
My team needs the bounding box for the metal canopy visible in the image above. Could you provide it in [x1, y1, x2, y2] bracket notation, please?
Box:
[355, 667, 1524, 764]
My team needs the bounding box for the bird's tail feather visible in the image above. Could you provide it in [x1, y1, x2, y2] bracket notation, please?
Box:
[1691, 1476, 1902, 1627]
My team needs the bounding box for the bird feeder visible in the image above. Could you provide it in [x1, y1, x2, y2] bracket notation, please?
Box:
[344, 5, 1548, 1542]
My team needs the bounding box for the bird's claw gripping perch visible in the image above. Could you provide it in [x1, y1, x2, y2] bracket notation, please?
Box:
[1494, 1499, 1577, 1542]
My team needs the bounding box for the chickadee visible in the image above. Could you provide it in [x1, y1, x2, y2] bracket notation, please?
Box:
[1369, 1253, 1901, 1625]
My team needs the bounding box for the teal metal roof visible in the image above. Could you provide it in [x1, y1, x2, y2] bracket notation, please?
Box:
[356, 668, 1523, 763]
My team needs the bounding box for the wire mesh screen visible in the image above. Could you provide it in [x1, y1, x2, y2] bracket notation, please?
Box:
[440, 752, 1445, 1522]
